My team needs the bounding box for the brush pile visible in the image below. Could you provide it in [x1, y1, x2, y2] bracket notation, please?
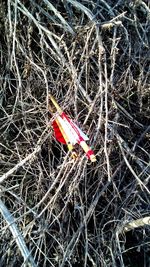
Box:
[0, 1, 150, 266]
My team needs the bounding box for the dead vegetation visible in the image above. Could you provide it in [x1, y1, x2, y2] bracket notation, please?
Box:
[0, 0, 150, 266]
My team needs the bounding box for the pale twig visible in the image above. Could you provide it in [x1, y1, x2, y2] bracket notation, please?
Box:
[0, 145, 41, 184]
[0, 199, 37, 267]
[43, 0, 75, 35]
[124, 216, 150, 232]
[110, 26, 120, 89]
[100, 12, 126, 29]
[114, 100, 144, 129]
[115, 231, 125, 267]
[132, 125, 150, 152]
[135, 0, 150, 18]
[117, 138, 150, 194]
[104, 58, 111, 181]
[13, 0, 66, 64]
[66, 0, 95, 21]
[60, 181, 110, 267]
[0, 128, 49, 184]
[98, 0, 115, 17]
[101, 20, 122, 29]
[36, 158, 84, 218]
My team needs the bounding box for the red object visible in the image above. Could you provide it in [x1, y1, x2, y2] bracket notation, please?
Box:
[49, 94, 96, 162]
[61, 112, 82, 143]
[86, 149, 94, 158]
[52, 120, 66, 144]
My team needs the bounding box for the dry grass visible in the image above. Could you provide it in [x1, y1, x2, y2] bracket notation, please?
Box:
[0, 1, 150, 266]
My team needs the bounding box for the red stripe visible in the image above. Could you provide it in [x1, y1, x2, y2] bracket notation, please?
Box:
[52, 120, 66, 144]
[86, 149, 94, 158]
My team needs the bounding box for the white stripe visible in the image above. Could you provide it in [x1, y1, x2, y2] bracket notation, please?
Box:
[57, 116, 89, 145]
[72, 122, 89, 141]
[57, 116, 77, 145]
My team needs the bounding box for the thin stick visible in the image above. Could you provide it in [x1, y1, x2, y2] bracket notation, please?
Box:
[0, 145, 41, 184]
[0, 199, 37, 267]
[123, 216, 150, 232]
[0, 127, 49, 184]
